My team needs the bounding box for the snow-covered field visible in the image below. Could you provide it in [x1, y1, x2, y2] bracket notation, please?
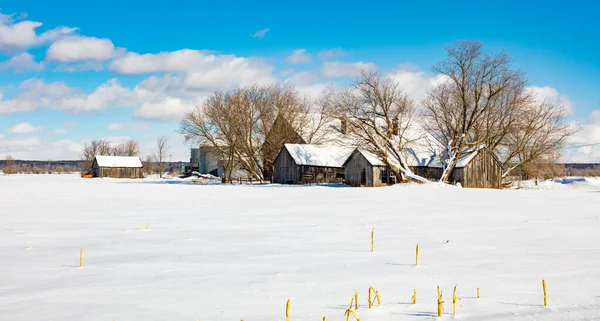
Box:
[1, 175, 600, 321]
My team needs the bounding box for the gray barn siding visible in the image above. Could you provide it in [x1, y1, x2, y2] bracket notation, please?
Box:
[273, 148, 345, 185]
[344, 151, 397, 187]
[460, 149, 502, 189]
[344, 151, 374, 186]
[273, 148, 301, 184]
[92, 160, 143, 179]
[413, 149, 502, 188]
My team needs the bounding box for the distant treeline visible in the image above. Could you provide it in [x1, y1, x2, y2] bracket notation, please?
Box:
[0, 160, 184, 175]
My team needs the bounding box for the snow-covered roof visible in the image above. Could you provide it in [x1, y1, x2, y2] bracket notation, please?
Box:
[428, 149, 480, 168]
[358, 150, 385, 166]
[397, 121, 443, 167]
[283, 144, 353, 168]
[293, 114, 353, 147]
[94, 155, 143, 168]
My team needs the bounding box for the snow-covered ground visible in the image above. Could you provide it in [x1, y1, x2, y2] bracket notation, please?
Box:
[1, 175, 599, 321]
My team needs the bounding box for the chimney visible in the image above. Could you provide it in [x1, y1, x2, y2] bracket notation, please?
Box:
[340, 119, 347, 135]
[392, 117, 399, 135]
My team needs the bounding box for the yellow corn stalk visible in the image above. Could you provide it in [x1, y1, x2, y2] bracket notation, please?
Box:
[367, 286, 380, 308]
[79, 248, 83, 267]
[542, 278, 547, 306]
[286, 298, 291, 321]
[437, 290, 444, 317]
[146, 223, 149, 230]
[345, 297, 362, 321]
[411, 288, 417, 304]
[323, 317, 327, 321]
[371, 228, 375, 252]
[354, 290, 359, 309]
[344, 308, 361, 321]
[415, 243, 419, 266]
[452, 285, 462, 315]
[477, 288, 480, 299]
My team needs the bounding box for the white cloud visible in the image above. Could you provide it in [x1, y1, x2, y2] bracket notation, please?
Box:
[527, 86, 574, 115]
[0, 53, 44, 72]
[102, 136, 132, 146]
[0, 133, 4, 139]
[252, 28, 269, 39]
[317, 49, 346, 60]
[52, 128, 67, 134]
[0, 11, 77, 53]
[107, 123, 122, 131]
[133, 97, 197, 122]
[295, 83, 330, 100]
[387, 65, 448, 103]
[285, 49, 312, 64]
[46, 36, 123, 63]
[321, 61, 377, 78]
[283, 71, 321, 86]
[53, 78, 129, 113]
[7, 122, 41, 133]
[107, 122, 150, 131]
[279, 68, 295, 77]
[561, 110, 600, 163]
[0, 136, 42, 158]
[110, 49, 276, 90]
[0, 136, 86, 160]
[0, 78, 75, 114]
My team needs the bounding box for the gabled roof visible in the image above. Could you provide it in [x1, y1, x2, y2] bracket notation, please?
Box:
[283, 144, 353, 168]
[94, 155, 143, 168]
[428, 145, 488, 169]
[357, 149, 386, 166]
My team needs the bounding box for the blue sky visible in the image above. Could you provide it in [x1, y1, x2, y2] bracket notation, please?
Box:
[1, 0, 599, 161]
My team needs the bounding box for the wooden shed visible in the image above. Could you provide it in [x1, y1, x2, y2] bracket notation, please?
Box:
[343, 149, 397, 187]
[427, 147, 502, 188]
[92, 155, 143, 178]
[272, 144, 353, 184]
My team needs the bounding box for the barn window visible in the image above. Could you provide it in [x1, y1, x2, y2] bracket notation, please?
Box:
[380, 168, 389, 183]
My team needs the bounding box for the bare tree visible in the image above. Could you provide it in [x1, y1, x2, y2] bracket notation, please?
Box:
[81, 140, 112, 173]
[323, 70, 430, 183]
[423, 40, 577, 181]
[180, 85, 332, 182]
[422, 41, 523, 182]
[499, 100, 577, 177]
[142, 155, 157, 177]
[154, 136, 170, 178]
[3, 155, 15, 175]
[112, 140, 140, 156]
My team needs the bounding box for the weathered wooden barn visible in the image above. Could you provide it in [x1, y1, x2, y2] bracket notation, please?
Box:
[92, 155, 143, 178]
[273, 144, 353, 184]
[343, 149, 398, 187]
[262, 114, 347, 181]
[427, 147, 503, 188]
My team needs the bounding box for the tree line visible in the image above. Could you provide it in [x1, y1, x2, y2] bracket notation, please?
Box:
[180, 41, 576, 184]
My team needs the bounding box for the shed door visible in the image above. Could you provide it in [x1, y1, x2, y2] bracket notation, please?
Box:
[361, 169, 366, 185]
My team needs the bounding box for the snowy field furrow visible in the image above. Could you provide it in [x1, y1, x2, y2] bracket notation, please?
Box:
[1, 175, 599, 321]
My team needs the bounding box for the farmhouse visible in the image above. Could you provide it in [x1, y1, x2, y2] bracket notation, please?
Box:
[272, 144, 353, 184]
[92, 155, 143, 179]
[427, 146, 503, 188]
